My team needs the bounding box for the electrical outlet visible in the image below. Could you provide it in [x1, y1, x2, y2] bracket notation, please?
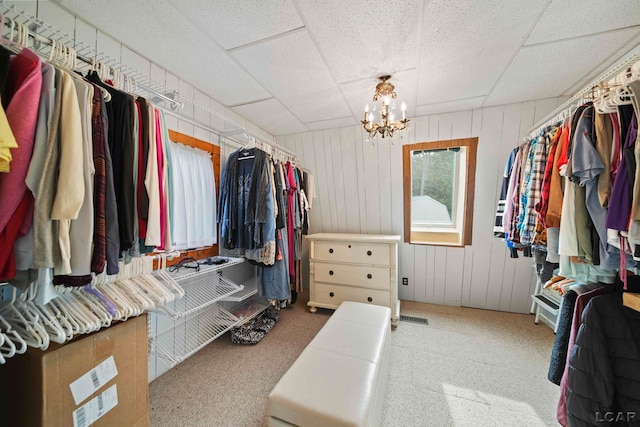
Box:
[402, 277, 408, 286]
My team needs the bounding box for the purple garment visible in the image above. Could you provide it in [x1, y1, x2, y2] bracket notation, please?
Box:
[605, 111, 637, 230]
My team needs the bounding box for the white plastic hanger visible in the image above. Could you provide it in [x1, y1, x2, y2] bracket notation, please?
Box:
[75, 289, 112, 328]
[43, 299, 73, 341]
[0, 287, 46, 350]
[0, 328, 9, 364]
[21, 281, 66, 345]
[47, 296, 80, 337]
[0, 311, 22, 358]
[57, 293, 98, 334]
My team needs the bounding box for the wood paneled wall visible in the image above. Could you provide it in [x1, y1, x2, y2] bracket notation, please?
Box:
[277, 98, 567, 313]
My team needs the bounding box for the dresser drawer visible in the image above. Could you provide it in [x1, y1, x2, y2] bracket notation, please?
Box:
[312, 241, 390, 265]
[313, 283, 391, 308]
[314, 263, 390, 290]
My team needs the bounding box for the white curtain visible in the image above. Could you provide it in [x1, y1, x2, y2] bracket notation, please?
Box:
[169, 142, 216, 250]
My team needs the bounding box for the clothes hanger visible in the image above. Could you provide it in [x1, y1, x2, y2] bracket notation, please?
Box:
[153, 253, 185, 300]
[145, 255, 180, 304]
[117, 277, 154, 313]
[46, 296, 79, 337]
[23, 281, 65, 345]
[0, 313, 19, 360]
[0, 16, 23, 53]
[2, 286, 46, 350]
[74, 289, 112, 328]
[0, 311, 22, 358]
[0, 287, 46, 350]
[128, 257, 170, 306]
[57, 292, 99, 334]
[84, 285, 119, 318]
[0, 326, 11, 363]
[100, 282, 135, 320]
[42, 297, 73, 341]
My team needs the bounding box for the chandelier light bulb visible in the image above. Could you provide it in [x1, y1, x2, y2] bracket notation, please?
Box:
[401, 101, 407, 111]
[365, 104, 369, 113]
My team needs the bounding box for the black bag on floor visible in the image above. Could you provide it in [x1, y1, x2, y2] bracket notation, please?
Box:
[230, 306, 280, 345]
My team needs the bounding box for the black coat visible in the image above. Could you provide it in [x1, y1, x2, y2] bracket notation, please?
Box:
[566, 291, 640, 426]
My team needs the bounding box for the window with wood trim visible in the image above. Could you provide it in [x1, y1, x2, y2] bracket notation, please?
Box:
[403, 137, 478, 247]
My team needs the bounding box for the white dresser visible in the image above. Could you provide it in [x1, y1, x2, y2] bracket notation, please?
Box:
[306, 233, 400, 326]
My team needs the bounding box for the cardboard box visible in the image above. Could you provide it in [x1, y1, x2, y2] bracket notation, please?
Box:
[0, 314, 149, 427]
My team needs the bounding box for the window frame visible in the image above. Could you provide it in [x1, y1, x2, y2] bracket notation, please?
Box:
[402, 137, 478, 247]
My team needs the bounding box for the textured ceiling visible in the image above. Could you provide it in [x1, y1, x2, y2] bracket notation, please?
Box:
[49, 0, 640, 136]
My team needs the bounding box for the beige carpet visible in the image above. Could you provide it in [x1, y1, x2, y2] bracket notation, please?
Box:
[149, 291, 559, 426]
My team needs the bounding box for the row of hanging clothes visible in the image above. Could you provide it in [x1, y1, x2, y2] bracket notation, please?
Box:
[218, 145, 313, 308]
[0, 17, 210, 361]
[0, 25, 216, 297]
[494, 58, 640, 426]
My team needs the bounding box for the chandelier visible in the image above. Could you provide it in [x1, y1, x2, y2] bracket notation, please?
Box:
[361, 75, 409, 139]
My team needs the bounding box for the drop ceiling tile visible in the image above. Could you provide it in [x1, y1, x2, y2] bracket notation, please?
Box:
[232, 99, 309, 136]
[415, 96, 485, 117]
[563, 35, 640, 96]
[171, 0, 303, 50]
[486, 27, 640, 106]
[526, 0, 640, 45]
[296, 0, 422, 83]
[57, 0, 271, 106]
[418, 0, 548, 105]
[305, 117, 357, 131]
[231, 29, 352, 122]
[341, 69, 418, 123]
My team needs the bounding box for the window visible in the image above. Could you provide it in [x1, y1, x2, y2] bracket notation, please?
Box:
[403, 137, 477, 246]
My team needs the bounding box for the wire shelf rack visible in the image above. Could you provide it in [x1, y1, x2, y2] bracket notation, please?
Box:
[229, 296, 271, 323]
[167, 256, 245, 282]
[149, 304, 240, 367]
[153, 273, 244, 318]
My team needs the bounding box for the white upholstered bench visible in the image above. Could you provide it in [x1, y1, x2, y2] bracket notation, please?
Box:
[268, 301, 392, 427]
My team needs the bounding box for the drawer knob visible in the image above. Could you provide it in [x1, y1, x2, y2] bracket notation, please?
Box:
[329, 248, 334, 254]
[348, 245, 352, 248]
[367, 274, 372, 279]
[367, 250, 372, 256]
[367, 297, 373, 302]
[329, 270, 334, 275]
[330, 292, 335, 297]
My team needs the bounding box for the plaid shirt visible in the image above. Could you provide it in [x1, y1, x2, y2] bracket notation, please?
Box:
[519, 134, 548, 245]
[535, 127, 561, 227]
[509, 144, 529, 244]
[90, 84, 107, 274]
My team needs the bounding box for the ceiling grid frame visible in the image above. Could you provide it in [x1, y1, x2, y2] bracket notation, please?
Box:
[8, 0, 640, 136]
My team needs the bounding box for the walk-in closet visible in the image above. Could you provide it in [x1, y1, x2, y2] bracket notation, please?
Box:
[0, 1, 639, 426]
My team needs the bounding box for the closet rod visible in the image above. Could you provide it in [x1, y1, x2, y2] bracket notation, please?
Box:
[0, 1, 298, 163]
[0, 3, 184, 110]
[527, 46, 640, 136]
[222, 135, 298, 164]
[0, 1, 269, 144]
